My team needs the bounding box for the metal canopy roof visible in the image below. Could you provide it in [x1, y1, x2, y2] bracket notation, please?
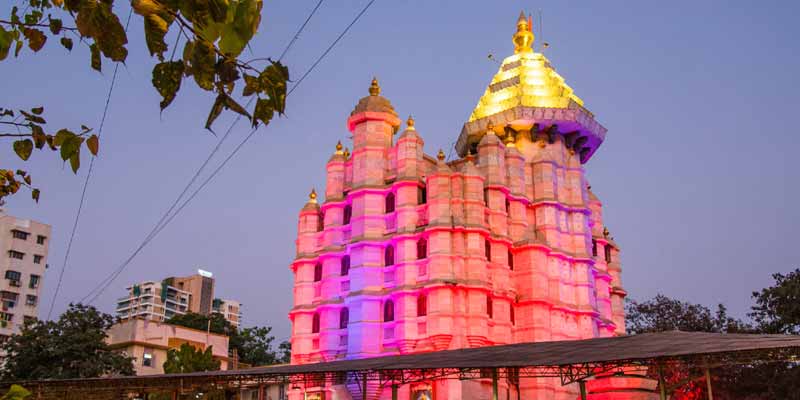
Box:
[4, 331, 800, 398]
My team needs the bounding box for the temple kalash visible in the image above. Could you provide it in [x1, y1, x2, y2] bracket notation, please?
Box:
[289, 12, 656, 400]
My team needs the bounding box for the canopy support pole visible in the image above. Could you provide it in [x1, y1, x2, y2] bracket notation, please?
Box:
[579, 381, 588, 400]
[492, 369, 499, 400]
[391, 384, 398, 400]
[658, 365, 667, 400]
[362, 373, 367, 400]
[705, 368, 714, 400]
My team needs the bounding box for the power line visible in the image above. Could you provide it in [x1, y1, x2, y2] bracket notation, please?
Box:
[81, 0, 376, 305]
[278, 0, 324, 61]
[46, 8, 134, 320]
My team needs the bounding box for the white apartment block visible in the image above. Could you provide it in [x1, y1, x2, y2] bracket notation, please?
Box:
[212, 298, 242, 328]
[0, 210, 51, 338]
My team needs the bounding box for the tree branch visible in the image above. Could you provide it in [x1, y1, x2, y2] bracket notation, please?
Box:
[0, 19, 78, 31]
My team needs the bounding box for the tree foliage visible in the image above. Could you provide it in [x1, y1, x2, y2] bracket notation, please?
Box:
[0, 303, 135, 380]
[165, 312, 288, 366]
[162, 343, 220, 373]
[1, 0, 288, 202]
[625, 294, 751, 334]
[750, 268, 800, 334]
[0, 385, 30, 400]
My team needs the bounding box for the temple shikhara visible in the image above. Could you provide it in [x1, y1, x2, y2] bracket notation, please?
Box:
[289, 12, 652, 400]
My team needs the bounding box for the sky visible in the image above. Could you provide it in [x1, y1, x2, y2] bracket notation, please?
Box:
[2, 0, 799, 342]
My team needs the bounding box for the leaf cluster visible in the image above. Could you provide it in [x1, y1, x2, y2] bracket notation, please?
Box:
[0, 303, 135, 380]
[162, 342, 220, 373]
[749, 268, 800, 335]
[0, 106, 98, 202]
[0, 385, 30, 400]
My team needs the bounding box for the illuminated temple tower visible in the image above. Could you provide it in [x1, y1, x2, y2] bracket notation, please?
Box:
[289, 13, 654, 400]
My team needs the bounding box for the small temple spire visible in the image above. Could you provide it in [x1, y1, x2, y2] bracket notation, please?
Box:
[406, 115, 415, 130]
[369, 77, 381, 96]
[513, 11, 534, 53]
[335, 141, 343, 155]
[309, 188, 318, 204]
[437, 149, 445, 161]
[343, 147, 350, 159]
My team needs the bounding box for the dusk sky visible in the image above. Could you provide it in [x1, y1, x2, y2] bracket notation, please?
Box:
[2, 0, 798, 342]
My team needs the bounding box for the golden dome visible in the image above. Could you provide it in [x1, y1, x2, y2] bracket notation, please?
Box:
[335, 141, 343, 154]
[437, 149, 445, 161]
[369, 77, 380, 96]
[309, 188, 318, 203]
[406, 115, 415, 130]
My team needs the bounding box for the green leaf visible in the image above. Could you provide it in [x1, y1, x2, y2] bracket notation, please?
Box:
[59, 134, 83, 161]
[53, 129, 72, 146]
[76, 0, 128, 62]
[86, 134, 99, 156]
[219, 0, 261, 57]
[60, 36, 73, 51]
[31, 125, 46, 149]
[205, 93, 226, 130]
[216, 59, 239, 84]
[49, 17, 63, 35]
[0, 26, 13, 61]
[31, 106, 43, 115]
[90, 42, 101, 71]
[152, 61, 184, 110]
[20, 110, 46, 124]
[131, 0, 164, 16]
[22, 28, 47, 52]
[2, 384, 31, 399]
[191, 40, 216, 91]
[31, 188, 40, 203]
[223, 93, 250, 118]
[252, 98, 274, 127]
[242, 74, 260, 96]
[259, 61, 289, 115]
[69, 152, 80, 173]
[13, 140, 33, 161]
[143, 14, 169, 60]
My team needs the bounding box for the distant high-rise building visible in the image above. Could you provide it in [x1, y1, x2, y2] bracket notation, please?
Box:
[212, 298, 242, 328]
[116, 270, 241, 326]
[0, 209, 51, 339]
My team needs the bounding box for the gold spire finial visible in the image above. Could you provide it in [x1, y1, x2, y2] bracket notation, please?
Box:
[369, 77, 381, 96]
[486, 122, 495, 135]
[603, 226, 610, 238]
[513, 11, 534, 53]
[504, 131, 516, 147]
[406, 115, 415, 130]
[309, 188, 318, 203]
[437, 149, 445, 161]
[343, 147, 350, 159]
[335, 141, 343, 154]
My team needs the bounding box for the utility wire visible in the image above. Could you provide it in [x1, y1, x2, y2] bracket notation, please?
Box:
[46, 8, 134, 320]
[278, 0, 324, 62]
[81, 0, 376, 305]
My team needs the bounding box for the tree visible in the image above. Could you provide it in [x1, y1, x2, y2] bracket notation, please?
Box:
[750, 268, 800, 334]
[0, 303, 134, 380]
[625, 294, 751, 334]
[1, 0, 288, 202]
[166, 312, 286, 366]
[277, 339, 291, 364]
[162, 343, 220, 373]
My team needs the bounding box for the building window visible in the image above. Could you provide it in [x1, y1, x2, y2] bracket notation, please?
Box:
[383, 300, 394, 322]
[487, 296, 493, 319]
[142, 349, 154, 367]
[339, 308, 349, 329]
[343, 204, 352, 225]
[505, 198, 510, 214]
[5, 270, 21, 283]
[8, 251, 24, 260]
[317, 212, 325, 232]
[510, 305, 515, 325]
[33, 255, 43, 264]
[384, 245, 394, 267]
[312, 313, 320, 333]
[592, 239, 598, 257]
[29, 275, 40, 289]
[25, 295, 37, 306]
[11, 230, 29, 241]
[385, 192, 395, 213]
[313, 263, 322, 282]
[23, 316, 36, 325]
[417, 295, 427, 317]
[604, 245, 612, 263]
[340, 255, 350, 276]
[0, 313, 13, 322]
[508, 249, 514, 270]
[36, 235, 46, 245]
[417, 186, 427, 205]
[485, 239, 491, 261]
[416, 238, 427, 260]
[484, 189, 489, 206]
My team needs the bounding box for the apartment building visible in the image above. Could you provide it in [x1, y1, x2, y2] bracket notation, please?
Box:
[0, 210, 51, 338]
[116, 270, 242, 327]
[212, 298, 242, 328]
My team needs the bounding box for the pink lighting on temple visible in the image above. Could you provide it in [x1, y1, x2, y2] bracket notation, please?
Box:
[287, 13, 655, 399]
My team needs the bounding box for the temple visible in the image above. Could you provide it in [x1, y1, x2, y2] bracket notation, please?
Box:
[289, 12, 652, 399]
